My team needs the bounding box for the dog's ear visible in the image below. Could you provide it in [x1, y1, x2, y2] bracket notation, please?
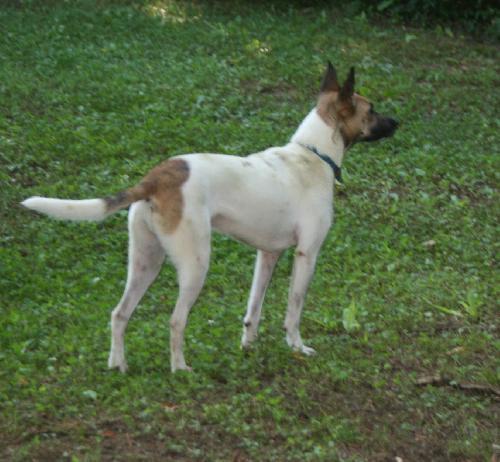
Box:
[339, 67, 355, 102]
[320, 61, 340, 93]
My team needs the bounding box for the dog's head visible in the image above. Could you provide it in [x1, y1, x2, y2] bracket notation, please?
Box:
[317, 62, 398, 149]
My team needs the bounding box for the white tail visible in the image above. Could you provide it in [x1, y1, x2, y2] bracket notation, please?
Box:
[21, 196, 108, 221]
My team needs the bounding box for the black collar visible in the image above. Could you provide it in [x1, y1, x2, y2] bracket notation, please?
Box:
[299, 143, 343, 184]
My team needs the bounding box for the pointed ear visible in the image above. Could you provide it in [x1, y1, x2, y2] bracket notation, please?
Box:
[339, 66, 355, 101]
[320, 61, 340, 93]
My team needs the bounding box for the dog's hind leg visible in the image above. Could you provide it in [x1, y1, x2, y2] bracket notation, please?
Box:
[156, 215, 211, 372]
[108, 202, 165, 372]
[241, 250, 280, 349]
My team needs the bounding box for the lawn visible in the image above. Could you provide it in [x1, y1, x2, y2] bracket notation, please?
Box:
[0, 1, 498, 460]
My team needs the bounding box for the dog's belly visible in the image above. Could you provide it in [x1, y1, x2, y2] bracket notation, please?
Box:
[211, 212, 297, 252]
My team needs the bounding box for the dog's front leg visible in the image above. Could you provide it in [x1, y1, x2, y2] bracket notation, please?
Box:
[241, 250, 281, 349]
[283, 245, 322, 355]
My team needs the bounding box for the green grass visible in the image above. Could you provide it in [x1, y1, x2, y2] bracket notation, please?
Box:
[1, 1, 498, 460]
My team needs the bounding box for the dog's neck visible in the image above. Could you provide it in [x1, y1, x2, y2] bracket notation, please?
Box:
[290, 108, 345, 167]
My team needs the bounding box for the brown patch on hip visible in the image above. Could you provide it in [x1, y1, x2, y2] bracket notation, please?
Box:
[103, 158, 190, 233]
[143, 158, 190, 234]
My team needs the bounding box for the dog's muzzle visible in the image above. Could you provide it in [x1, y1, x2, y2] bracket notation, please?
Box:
[361, 117, 399, 142]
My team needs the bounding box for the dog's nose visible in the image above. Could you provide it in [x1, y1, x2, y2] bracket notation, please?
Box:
[388, 118, 399, 135]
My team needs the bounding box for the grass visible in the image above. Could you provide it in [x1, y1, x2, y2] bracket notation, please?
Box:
[1, 1, 498, 460]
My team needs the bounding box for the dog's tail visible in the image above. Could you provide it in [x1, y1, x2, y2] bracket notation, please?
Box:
[21, 183, 153, 222]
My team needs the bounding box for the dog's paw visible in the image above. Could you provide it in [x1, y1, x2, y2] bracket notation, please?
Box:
[108, 361, 128, 373]
[171, 364, 193, 373]
[119, 362, 129, 373]
[286, 331, 316, 356]
[299, 345, 316, 356]
[241, 334, 256, 350]
[241, 341, 252, 351]
[241, 324, 258, 349]
[108, 353, 128, 373]
[286, 335, 316, 356]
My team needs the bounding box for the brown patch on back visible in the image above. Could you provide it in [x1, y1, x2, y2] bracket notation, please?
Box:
[143, 158, 190, 233]
[103, 158, 190, 234]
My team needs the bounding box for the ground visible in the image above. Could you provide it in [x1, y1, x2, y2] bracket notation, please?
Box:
[0, 1, 498, 461]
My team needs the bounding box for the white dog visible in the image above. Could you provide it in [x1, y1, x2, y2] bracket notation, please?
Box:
[22, 63, 398, 372]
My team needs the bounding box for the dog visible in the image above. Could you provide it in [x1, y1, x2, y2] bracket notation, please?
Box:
[22, 62, 398, 372]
